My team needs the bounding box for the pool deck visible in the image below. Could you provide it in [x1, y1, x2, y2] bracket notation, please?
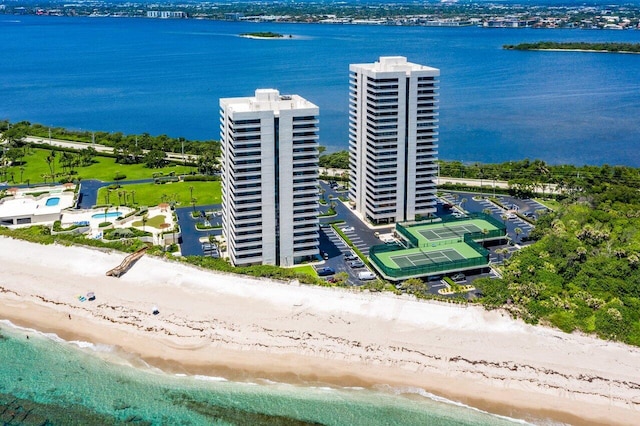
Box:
[0, 186, 76, 222]
[61, 206, 177, 245]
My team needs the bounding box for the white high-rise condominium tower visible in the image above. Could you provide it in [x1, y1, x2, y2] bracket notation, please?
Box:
[219, 89, 320, 267]
[348, 56, 440, 224]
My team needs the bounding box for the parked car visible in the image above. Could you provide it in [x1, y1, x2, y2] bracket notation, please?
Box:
[344, 252, 358, 261]
[316, 267, 336, 276]
[341, 226, 355, 232]
[451, 273, 466, 283]
[349, 260, 365, 268]
[321, 251, 329, 260]
[427, 274, 443, 282]
[202, 243, 218, 253]
[524, 212, 536, 219]
[358, 271, 376, 280]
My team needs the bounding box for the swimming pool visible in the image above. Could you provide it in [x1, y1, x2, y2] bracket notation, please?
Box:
[91, 212, 122, 220]
[45, 197, 60, 207]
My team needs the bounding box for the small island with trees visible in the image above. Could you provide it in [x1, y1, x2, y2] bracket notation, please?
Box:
[240, 32, 291, 39]
[503, 41, 640, 54]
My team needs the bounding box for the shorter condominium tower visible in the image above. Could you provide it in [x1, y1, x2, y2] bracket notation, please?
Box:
[349, 56, 440, 224]
[220, 89, 320, 267]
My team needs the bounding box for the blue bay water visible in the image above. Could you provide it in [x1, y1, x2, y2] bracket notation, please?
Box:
[0, 322, 530, 425]
[1, 16, 640, 166]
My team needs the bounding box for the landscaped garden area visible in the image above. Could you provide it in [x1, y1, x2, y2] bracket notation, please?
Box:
[1, 147, 196, 184]
[96, 181, 222, 208]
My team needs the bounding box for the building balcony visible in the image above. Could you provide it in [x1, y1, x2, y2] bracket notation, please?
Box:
[293, 215, 319, 225]
[292, 164, 318, 174]
[231, 246, 263, 258]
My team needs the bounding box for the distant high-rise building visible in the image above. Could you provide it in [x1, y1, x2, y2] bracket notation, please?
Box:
[219, 89, 320, 267]
[348, 56, 440, 224]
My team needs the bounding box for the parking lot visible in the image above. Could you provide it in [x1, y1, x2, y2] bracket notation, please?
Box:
[317, 226, 377, 285]
[438, 191, 542, 246]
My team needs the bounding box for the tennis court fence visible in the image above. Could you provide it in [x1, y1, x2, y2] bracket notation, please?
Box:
[370, 245, 489, 279]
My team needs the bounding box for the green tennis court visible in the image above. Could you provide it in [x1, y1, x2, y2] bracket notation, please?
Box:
[390, 248, 466, 268]
[417, 223, 483, 242]
[369, 214, 506, 280]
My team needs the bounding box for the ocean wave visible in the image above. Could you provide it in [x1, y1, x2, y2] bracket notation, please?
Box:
[378, 384, 535, 425]
[0, 319, 64, 342]
[193, 374, 228, 382]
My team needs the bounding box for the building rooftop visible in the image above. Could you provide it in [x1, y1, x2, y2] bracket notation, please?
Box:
[220, 89, 318, 114]
[351, 56, 439, 74]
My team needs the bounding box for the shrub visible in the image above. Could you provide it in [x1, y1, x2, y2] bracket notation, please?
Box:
[183, 175, 220, 182]
[113, 172, 127, 181]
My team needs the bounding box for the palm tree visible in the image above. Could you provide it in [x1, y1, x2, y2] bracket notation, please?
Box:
[142, 213, 148, 231]
[103, 207, 109, 223]
[514, 227, 523, 242]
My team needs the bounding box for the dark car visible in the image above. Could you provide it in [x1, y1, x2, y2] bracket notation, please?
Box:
[317, 267, 335, 276]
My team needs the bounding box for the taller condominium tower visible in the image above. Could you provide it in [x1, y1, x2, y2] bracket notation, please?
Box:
[348, 56, 440, 224]
[220, 89, 320, 267]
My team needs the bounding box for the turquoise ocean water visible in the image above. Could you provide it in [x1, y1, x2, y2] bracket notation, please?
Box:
[0, 321, 532, 425]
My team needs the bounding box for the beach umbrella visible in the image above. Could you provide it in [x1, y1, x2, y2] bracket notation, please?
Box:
[152, 306, 159, 315]
[87, 292, 96, 301]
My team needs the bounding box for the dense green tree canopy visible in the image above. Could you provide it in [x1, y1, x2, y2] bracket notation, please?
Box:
[476, 188, 640, 346]
[319, 150, 349, 169]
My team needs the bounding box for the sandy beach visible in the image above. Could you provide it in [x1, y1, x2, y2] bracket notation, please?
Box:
[1, 237, 639, 424]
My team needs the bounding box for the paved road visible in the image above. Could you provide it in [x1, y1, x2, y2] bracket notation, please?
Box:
[25, 135, 200, 163]
[77, 178, 156, 209]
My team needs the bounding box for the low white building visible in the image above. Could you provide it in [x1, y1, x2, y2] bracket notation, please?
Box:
[219, 89, 320, 267]
[0, 186, 76, 227]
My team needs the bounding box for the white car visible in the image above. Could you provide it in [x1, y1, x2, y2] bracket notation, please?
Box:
[358, 271, 376, 280]
[341, 226, 355, 232]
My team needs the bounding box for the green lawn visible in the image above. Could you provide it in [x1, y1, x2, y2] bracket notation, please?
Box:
[3, 147, 193, 184]
[290, 264, 319, 278]
[534, 198, 560, 211]
[131, 214, 170, 229]
[97, 181, 221, 208]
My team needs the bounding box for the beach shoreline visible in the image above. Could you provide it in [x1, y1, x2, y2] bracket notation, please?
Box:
[1, 237, 639, 425]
